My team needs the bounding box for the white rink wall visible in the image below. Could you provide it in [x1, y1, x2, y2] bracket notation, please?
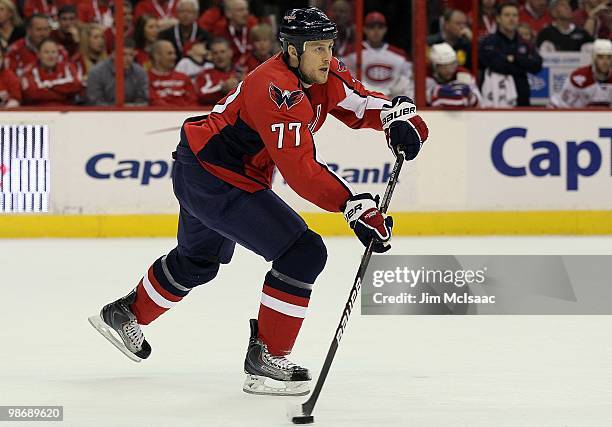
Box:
[1, 110, 611, 215]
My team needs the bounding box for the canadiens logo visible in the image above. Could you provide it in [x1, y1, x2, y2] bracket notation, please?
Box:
[269, 83, 304, 110]
[337, 59, 348, 72]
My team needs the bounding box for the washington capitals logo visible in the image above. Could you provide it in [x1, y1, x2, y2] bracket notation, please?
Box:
[337, 59, 348, 73]
[269, 83, 305, 110]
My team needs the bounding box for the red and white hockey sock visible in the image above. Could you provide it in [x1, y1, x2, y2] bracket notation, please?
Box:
[257, 269, 313, 356]
[130, 256, 190, 325]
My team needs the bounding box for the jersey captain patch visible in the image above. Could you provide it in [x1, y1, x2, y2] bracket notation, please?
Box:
[269, 83, 304, 110]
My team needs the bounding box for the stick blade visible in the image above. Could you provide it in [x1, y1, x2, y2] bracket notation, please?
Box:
[287, 403, 314, 424]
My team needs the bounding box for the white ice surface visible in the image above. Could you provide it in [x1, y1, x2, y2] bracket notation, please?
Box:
[1, 236, 612, 427]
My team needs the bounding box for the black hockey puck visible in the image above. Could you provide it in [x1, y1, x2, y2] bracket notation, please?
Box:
[292, 415, 314, 424]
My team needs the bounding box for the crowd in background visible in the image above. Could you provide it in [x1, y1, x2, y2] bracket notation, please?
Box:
[0, 0, 610, 109]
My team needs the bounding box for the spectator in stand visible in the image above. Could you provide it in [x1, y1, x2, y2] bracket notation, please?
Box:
[78, 0, 114, 29]
[427, 42, 482, 108]
[427, 9, 472, 68]
[86, 37, 148, 105]
[6, 14, 68, 77]
[519, 0, 552, 33]
[0, 47, 21, 107]
[342, 12, 413, 98]
[50, 5, 79, 56]
[198, 0, 257, 36]
[104, 1, 134, 54]
[175, 39, 208, 83]
[134, 0, 178, 32]
[479, 1, 543, 106]
[159, 0, 210, 60]
[517, 22, 536, 45]
[207, 0, 256, 66]
[134, 14, 160, 70]
[330, 0, 355, 57]
[0, 0, 25, 52]
[238, 23, 275, 73]
[21, 38, 82, 106]
[573, 0, 610, 39]
[479, 0, 499, 38]
[23, 0, 73, 23]
[195, 37, 241, 105]
[550, 38, 611, 107]
[148, 39, 196, 106]
[72, 23, 107, 83]
[537, 0, 593, 52]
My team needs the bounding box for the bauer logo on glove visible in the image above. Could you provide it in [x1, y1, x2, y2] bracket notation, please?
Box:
[343, 193, 393, 253]
[380, 96, 429, 160]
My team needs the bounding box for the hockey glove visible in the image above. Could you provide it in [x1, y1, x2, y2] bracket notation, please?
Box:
[343, 193, 393, 253]
[380, 96, 429, 159]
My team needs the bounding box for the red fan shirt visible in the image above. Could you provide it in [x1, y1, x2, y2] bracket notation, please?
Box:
[21, 61, 82, 106]
[194, 64, 240, 105]
[148, 68, 197, 106]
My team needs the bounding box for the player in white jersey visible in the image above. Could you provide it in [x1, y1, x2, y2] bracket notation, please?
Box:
[550, 38, 612, 108]
[341, 12, 413, 98]
[426, 42, 482, 109]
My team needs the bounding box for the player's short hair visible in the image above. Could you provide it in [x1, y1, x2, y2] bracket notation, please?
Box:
[496, 1, 519, 16]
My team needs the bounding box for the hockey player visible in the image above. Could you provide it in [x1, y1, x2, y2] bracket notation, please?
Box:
[550, 38, 612, 108]
[426, 42, 482, 108]
[89, 7, 429, 396]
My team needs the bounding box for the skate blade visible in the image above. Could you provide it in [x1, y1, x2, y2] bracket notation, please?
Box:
[88, 315, 142, 363]
[243, 374, 310, 396]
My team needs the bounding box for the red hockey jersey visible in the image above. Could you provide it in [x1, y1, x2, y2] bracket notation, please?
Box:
[6, 38, 68, 77]
[183, 53, 389, 212]
[194, 64, 241, 105]
[148, 69, 197, 106]
[21, 62, 82, 106]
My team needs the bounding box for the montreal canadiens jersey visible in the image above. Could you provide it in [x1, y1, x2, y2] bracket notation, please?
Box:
[183, 53, 389, 212]
[341, 42, 413, 98]
[550, 65, 612, 108]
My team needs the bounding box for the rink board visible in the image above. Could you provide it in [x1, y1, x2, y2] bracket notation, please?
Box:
[0, 110, 610, 236]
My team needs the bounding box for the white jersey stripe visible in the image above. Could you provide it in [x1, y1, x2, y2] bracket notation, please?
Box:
[336, 82, 389, 119]
[261, 293, 307, 319]
[142, 272, 177, 309]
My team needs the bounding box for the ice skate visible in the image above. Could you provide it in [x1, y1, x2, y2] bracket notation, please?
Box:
[88, 289, 152, 363]
[243, 319, 311, 396]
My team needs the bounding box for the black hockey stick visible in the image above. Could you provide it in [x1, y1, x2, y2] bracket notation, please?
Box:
[289, 152, 405, 425]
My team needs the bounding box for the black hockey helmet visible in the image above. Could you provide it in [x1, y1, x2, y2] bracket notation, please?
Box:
[279, 7, 338, 56]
